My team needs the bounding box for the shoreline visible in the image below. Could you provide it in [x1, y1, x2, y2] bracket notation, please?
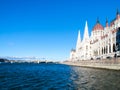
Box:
[63, 59, 120, 70]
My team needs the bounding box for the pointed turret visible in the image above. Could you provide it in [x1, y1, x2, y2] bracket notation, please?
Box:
[76, 30, 81, 51]
[106, 18, 109, 27]
[116, 9, 120, 19]
[93, 18, 104, 31]
[117, 8, 119, 15]
[83, 21, 89, 42]
[96, 17, 100, 23]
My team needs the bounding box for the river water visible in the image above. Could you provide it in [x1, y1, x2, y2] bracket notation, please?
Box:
[0, 63, 120, 90]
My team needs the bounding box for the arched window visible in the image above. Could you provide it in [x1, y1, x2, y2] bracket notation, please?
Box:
[113, 44, 116, 52]
[86, 46, 88, 50]
[99, 49, 100, 55]
[104, 47, 106, 54]
[102, 48, 103, 54]
[109, 44, 111, 53]
[106, 46, 108, 53]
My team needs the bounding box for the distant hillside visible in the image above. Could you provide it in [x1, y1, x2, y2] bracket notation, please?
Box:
[0, 58, 9, 62]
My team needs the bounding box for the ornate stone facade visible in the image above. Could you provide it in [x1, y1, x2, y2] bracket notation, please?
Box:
[70, 11, 120, 61]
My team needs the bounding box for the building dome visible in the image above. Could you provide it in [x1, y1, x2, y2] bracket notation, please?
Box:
[93, 19, 104, 31]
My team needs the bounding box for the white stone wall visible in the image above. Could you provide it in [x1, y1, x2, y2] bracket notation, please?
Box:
[70, 13, 120, 61]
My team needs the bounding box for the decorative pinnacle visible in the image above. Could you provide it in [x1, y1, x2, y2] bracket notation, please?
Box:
[106, 17, 108, 23]
[96, 17, 100, 23]
[117, 8, 119, 15]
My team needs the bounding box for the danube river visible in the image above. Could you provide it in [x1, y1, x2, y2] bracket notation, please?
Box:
[0, 63, 120, 90]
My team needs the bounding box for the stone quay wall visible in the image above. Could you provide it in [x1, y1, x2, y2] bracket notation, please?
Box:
[63, 58, 120, 70]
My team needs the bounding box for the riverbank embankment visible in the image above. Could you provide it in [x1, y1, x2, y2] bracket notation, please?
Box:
[63, 58, 120, 70]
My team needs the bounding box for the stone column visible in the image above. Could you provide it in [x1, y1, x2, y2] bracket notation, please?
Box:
[111, 35, 113, 53]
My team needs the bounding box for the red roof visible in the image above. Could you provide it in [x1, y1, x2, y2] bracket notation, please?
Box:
[93, 23, 104, 31]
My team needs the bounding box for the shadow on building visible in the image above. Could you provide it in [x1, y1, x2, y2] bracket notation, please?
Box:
[116, 27, 120, 57]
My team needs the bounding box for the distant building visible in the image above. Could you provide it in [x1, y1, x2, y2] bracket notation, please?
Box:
[70, 10, 120, 61]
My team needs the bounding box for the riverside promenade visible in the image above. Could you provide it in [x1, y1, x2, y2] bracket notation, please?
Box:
[63, 58, 120, 70]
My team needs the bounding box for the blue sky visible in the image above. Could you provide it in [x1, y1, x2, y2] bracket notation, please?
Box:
[0, 0, 120, 61]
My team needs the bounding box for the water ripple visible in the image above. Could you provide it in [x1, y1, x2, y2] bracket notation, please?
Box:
[0, 63, 120, 90]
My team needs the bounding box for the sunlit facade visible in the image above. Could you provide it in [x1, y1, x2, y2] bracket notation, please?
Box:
[70, 10, 120, 61]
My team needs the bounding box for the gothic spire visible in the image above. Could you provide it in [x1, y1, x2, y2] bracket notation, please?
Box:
[76, 30, 81, 51]
[96, 17, 100, 24]
[106, 17, 109, 27]
[83, 21, 89, 42]
[117, 8, 119, 15]
[116, 9, 120, 19]
[106, 17, 108, 23]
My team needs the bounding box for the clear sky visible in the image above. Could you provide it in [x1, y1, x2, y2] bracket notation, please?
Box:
[0, 0, 120, 61]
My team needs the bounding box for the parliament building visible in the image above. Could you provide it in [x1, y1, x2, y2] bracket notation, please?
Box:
[70, 10, 120, 61]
